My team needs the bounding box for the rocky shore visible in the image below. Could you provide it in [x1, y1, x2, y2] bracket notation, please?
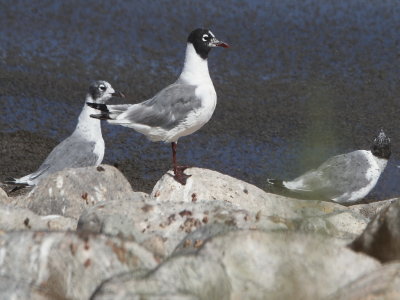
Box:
[0, 166, 399, 299]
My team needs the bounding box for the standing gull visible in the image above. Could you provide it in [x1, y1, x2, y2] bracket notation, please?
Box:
[87, 28, 229, 185]
[267, 130, 391, 204]
[5, 80, 124, 188]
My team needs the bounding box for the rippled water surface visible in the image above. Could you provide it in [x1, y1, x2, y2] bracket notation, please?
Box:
[1, 0, 400, 198]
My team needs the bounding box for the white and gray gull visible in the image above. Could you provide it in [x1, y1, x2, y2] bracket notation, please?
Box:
[267, 130, 391, 204]
[5, 81, 124, 189]
[87, 28, 229, 185]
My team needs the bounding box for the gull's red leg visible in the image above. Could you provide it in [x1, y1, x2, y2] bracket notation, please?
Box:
[171, 142, 191, 185]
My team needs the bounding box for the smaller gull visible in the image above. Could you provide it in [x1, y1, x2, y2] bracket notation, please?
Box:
[87, 28, 229, 185]
[267, 130, 391, 204]
[5, 80, 124, 189]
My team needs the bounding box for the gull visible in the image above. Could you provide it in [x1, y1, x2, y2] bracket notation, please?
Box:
[87, 28, 229, 185]
[267, 130, 391, 204]
[5, 80, 124, 189]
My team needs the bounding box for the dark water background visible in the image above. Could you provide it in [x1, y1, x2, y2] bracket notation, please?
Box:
[1, 0, 400, 199]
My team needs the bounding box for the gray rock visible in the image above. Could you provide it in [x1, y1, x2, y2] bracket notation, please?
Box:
[0, 187, 9, 204]
[92, 230, 379, 300]
[350, 199, 400, 262]
[24, 164, 135, 219]
[201, 231, 380, 299]
[0, 231, 157, 300]
[0, 276, 48, 300]
[173, 223, 237, 256]
[78, 197, 285, 258]
[93, 255, 230, 300]
[327, 262, 400, 300]
[0, 203, 77, 231]
[295, 210, 368, 245]
[150, 168, 369, 242]
[77, 168, 375, 260]
[0, 189, 27, 209]
[175, 209, 368, 253]
[152, 168, 352, 218]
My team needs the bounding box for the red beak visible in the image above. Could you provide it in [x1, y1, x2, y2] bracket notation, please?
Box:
[216, 42, 229, 48]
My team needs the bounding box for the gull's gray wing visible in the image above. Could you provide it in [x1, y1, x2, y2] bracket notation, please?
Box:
[34, 134, 99, 179]
[287, 150, 372, 198]
[118, 83, 200, 130]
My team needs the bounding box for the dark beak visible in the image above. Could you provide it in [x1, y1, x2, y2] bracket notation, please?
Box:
[111, 91, 125, 98]
[209, 38, 229, 48]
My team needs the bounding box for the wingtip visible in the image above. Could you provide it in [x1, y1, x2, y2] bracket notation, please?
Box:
[4, 177, 30, 187]
[4, 177, 16, 184]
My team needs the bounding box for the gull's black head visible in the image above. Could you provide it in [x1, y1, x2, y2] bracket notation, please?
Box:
[371, 129, 391, 159]
[187, 28, 229, 59]
[87, 80, 124, 103]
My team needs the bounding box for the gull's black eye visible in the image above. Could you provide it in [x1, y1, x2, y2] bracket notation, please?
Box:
[202, 34, 209, 42]
[99, 85, 106, 91]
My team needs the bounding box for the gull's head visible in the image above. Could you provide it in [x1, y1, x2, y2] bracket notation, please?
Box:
[371, 129, 391, 159]
[87, 80, 124, 104]
[187, 28, 229, 59]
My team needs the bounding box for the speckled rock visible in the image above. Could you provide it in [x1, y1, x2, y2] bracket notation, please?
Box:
[77, 168, 373, 259]
[78, 197, 285, 258]
[24, 165, 137, 219]
[0, 231, 157, 300]
[327, 262, 400, 300]
[0, 203, 77, 231]
[78, 196, 371, 259]
[150, 168, 369, 242]
[152, 168, 352, 218]
[350, 199, 400, 262]
[92, 230, 380, 300]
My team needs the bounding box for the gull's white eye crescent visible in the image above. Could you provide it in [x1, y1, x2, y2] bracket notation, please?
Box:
[99, 84, 106, 91]
[202, 34, 209, 42]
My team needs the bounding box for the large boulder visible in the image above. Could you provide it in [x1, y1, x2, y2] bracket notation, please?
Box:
[92, 230, 380, 300]
[24, 165, 136, 219]
[327, 262, 400, 300]
[0, 231, 157, 300]
[350, 199, 400, 262]
[0, 203, 76, 231]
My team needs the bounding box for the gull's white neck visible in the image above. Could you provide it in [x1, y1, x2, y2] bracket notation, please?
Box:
[371, 153, 388, 172]
[178, 43, 212, 85]
[73, 96, 103, 140]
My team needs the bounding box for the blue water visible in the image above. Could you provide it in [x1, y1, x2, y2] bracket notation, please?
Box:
[1, 0, 400, 198]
